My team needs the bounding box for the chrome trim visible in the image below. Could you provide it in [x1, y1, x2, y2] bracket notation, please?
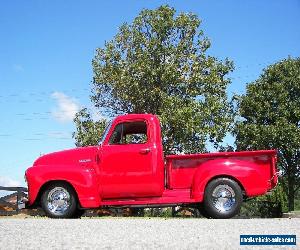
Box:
[79, 159, 92, 163]
[99, 121, 112, 145]
[47, 187, 71, 216]
[212, 184, 236, 212]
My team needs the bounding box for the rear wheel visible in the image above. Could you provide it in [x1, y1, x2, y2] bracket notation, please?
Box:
[41, 182, 77, 218]
[198, 203, 211, 218]
[203, 178, 243, 219]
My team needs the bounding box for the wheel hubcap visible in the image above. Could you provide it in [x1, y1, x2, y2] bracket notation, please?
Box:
[47, 187, 71, 216]
[212, 184, 236, 212]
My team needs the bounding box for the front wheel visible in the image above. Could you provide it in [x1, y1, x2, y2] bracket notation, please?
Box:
[202, 178, 243, 219]
[41, 183, 77, 218]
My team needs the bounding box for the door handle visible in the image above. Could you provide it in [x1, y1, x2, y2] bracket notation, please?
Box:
[140, 148, 151, 154]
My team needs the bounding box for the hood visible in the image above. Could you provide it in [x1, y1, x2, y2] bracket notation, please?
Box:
[33, 146, 99, 166]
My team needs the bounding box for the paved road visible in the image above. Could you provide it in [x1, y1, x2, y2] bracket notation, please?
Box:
[0, 218, 299, 249]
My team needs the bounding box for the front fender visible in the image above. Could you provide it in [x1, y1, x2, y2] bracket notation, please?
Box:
[26, 164, 101, 208]
[191, 159, 269, 201]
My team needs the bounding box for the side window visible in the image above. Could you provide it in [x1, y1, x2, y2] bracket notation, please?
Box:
[109, 121, 148, 145]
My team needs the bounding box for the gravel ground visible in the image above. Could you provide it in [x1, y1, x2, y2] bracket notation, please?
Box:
[0, 218, 299, 250]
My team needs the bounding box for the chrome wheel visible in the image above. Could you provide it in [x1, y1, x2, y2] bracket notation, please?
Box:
[47, 187, 71, 216]
[211, 184, 236, 212]
[203, 178, 242, 219]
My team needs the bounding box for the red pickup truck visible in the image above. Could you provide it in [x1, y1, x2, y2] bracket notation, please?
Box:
[25, 114, 278, 219]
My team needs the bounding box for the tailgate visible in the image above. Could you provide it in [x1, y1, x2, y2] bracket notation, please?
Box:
[269, 152, 279, 189]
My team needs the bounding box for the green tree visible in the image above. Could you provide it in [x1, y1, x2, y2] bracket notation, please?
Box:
[89, 5, 234, 154]
[73, 108, 107, 147]
[239, 182, 288, 218]
[234, 57, 300, 211]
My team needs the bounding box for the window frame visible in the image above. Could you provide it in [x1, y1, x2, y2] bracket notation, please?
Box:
[107, 119, 149, 145]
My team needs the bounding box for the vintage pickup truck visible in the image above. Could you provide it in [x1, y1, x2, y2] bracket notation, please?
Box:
[25, 114, 278, 219]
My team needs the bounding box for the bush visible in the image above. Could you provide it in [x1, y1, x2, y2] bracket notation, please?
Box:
[238, 183, 287, 218]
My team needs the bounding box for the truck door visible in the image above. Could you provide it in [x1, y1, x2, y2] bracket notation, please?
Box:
[100, 120, 157, 199]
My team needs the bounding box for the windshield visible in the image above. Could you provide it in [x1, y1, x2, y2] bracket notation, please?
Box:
[99, 121, 112, 145]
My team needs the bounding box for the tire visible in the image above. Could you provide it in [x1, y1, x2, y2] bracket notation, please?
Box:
[73, 209, 85, 218]
[198, 203, 211, 218]
[203, 178, 243, 219]
[41, 182, 77, 218]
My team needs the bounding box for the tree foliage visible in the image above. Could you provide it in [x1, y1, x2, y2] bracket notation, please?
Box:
[234, 57, 300, 211]
[73, 108, 107, 147]
[90, 5, 234, 154]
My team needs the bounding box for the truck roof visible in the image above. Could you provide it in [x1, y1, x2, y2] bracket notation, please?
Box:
[114, 113, 158, 121]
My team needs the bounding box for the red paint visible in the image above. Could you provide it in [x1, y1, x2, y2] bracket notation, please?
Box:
[25, 114, 278, 208]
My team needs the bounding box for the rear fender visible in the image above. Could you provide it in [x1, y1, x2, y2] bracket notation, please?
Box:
[191, 159, 268, 201]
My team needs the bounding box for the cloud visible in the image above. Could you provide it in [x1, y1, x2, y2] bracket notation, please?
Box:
[51, 92, 80, 123]
[0, 176, 21, 187]
[0, 176, 22, 197]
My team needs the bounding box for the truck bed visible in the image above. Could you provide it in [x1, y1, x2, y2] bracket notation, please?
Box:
[166, 150, 278, 198]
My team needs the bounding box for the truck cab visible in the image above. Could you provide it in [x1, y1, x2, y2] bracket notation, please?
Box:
[98, 114, 164, 199]
[25, 114, 278, 219]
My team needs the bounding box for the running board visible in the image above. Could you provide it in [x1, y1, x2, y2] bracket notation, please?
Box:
[100, 189, 198, 206]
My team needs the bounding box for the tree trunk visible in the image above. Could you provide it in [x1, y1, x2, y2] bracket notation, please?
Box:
[287, 177, 295, 211]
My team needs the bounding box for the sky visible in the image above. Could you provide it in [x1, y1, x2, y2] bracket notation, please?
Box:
[0, 0, 299, 188]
